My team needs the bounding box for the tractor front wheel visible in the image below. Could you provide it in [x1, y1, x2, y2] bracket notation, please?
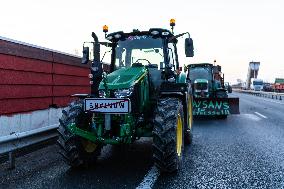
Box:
[57, 100, 102, 168]
[153, 98, 184, 173]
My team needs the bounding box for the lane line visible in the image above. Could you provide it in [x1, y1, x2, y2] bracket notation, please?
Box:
[241, 113, 261, 121]
[254, 112, 268, 119]
[136, 166, 160, 189]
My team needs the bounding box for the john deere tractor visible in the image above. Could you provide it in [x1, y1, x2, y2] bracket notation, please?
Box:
[57, 20, 194, 173]
[186, 62, 239, 118]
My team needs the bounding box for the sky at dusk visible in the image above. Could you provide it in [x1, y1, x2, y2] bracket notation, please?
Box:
[1, 0, 283, 83]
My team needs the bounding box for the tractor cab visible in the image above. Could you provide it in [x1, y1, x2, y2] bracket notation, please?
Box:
[102, 28, 175, 95]
[82, 25, 194, 100]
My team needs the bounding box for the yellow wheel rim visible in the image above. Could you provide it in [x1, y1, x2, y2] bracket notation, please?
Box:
[81, 139, 98, 153]
[176, 113, 183, 157]
[188, 96, 193, 129]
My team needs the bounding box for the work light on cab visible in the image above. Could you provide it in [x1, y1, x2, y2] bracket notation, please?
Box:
[170, 18, 176, 26]
[103, 25, 108, 33]
[170, 18, 176, 33]
[103, 25, 109, 37]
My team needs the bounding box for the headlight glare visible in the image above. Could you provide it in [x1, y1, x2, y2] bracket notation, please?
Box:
[114, 87, 134, 98]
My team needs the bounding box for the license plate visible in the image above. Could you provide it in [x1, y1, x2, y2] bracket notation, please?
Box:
[84, 98, 131, 114]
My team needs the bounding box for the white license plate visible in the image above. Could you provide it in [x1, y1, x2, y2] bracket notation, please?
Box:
[84, 98, 131, 113]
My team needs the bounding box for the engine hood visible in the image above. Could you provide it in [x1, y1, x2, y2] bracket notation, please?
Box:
[99, 66, 147, 90]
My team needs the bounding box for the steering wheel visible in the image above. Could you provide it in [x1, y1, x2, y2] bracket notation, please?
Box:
[134, 59, 152, 65]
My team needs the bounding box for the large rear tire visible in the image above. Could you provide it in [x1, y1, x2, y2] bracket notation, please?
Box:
[153, 98, 184, 173]
[57, 100, 102, 168]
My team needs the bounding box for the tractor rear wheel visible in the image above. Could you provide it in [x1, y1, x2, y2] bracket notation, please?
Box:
[57, 100, 102, 168]
[153, 98, 184, 173]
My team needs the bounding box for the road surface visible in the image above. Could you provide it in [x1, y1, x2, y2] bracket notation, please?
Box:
[1, 92, 284, 189]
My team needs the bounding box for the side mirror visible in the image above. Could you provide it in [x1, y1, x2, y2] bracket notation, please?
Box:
[185, 38, 194, 57]
[82, 46, 89, 64]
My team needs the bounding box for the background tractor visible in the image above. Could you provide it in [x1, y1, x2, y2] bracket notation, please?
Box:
[57, 20, 195, 173]
[186, 62, 239, 118]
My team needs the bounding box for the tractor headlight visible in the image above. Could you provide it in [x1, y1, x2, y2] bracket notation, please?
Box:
[114, 87, 134, 98]
[99, 90, 106, 98]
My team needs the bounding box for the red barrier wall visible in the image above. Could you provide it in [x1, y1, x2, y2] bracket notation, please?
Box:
[0, 37, 90, 115]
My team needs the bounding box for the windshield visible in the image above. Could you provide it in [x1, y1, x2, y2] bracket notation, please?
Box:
[115, 35, 164, 69]
[189, 67, 212, 83]
[253, 81, 263, 85]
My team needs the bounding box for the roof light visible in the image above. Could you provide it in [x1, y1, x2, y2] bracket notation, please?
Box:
[103, 25, 109, 33]
[170, 19, 176, 27]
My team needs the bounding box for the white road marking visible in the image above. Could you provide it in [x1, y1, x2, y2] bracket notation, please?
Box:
[241, 114, 261, 121]
[254, 112, 268, 119]
[136, 166, 160, 189]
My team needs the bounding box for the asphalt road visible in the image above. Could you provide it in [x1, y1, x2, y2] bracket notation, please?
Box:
[1, 92, 284, 189]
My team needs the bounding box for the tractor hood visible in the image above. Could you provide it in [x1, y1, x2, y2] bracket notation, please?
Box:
[99, 66, 147, 90]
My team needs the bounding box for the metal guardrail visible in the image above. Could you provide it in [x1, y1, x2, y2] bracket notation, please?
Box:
[0, 124, 58, 168]
[233, 89, 284, 101]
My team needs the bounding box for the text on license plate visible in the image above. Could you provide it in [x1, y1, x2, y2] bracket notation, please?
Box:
[84, 98, 130, 113]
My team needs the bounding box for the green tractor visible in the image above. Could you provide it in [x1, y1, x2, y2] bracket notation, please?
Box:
[57, 20, 195, 173]
[186, 62, 239, 118]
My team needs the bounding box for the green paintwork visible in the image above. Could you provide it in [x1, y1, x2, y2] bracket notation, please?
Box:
[67, 114, 136, 144]
[66, 123, 120, 144]
[99, 66, 147, 90]
[138, 73, 150, 112]
[68, 64, 153, 145]
[177, 73, 187, 83]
